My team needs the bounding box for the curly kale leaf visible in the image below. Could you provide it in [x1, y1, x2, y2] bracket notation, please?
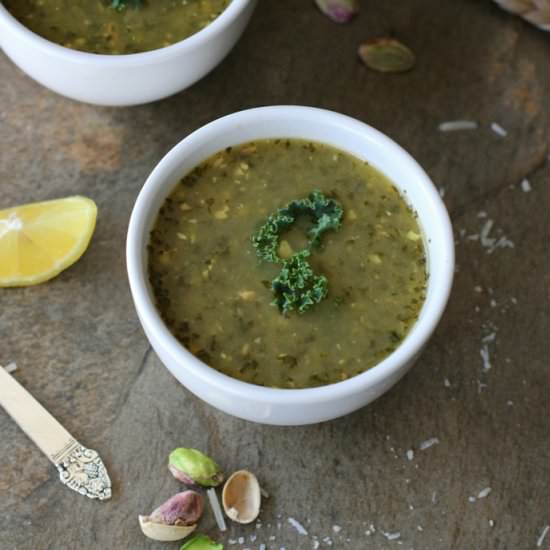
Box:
[252, 190, 343, 315]
[271, 251, 328, 314]
[251, 210, 294, 263]
[252, 189, 343, 263]
[304, 189, 344, 247]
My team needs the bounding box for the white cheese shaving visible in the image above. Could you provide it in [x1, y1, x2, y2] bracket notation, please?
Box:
[206, 488, 226, 532]
[3, 362, 17, 374]
[480, 345, 492, 372]
[478, 219, 515, 254]
[439, 120, 478, 132]
[521, 178, 532, 192]
[480, 220, 496, 248]
[287, 517, 308, 536]
[478, 487, 492, 498]
[489, 236, 514, 254]
[490, 122, 507, 137]
[537, 525, 549, 547]
[383, 531, 401, 540]
[420, 437, 440, 450]
[406, 449, 415, 461]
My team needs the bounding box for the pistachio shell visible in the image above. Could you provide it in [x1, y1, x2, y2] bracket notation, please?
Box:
[314, 0, 359, 23]
[222, 470, 261, 524]
[358, 38, 415, 73]
[138, 515, 196, 542]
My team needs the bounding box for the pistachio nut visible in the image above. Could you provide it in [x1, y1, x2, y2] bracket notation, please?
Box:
[150, 490, 204, 526]
[358, 38, 416, 73]
[180, 534, 224, 550]
[169, 448, 224, 487]
[139, 491, 203, 541]
[314, 0, 359, 23]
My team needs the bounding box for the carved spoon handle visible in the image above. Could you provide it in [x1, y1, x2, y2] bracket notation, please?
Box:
[0, 365, 112, 500]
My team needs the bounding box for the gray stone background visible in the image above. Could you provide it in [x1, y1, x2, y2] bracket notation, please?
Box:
[1, 1, 549, 549]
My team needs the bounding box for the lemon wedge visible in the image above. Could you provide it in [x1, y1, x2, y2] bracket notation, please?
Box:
[0, 196, 97, 287]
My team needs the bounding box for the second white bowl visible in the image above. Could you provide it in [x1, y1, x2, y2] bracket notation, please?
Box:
[0, 0, 256, 106]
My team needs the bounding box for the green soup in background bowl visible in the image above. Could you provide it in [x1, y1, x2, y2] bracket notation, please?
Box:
[0, 0, 256, 105]
[3, 0, 232, 55]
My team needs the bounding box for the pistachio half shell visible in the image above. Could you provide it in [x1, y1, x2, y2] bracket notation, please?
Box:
[138, 515, 196, 542]
[139, 491, 203, 541]
[222, 470, 261, 524]
[358, 38, 415, 73]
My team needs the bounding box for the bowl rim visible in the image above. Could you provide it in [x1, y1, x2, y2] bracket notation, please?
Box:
[127, 105, 455, 404]
[0, 0, 251, 63]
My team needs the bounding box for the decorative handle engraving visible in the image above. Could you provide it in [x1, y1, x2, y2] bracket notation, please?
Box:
[55, 441, 112, 500]
[0, 367, 112, 501]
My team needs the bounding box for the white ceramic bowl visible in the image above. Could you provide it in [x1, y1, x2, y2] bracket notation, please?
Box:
[0, 0, 256, 106]
[127, 106, 454, 425]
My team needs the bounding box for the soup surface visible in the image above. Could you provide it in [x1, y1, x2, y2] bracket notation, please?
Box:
[4, 0, 231, 54]
[148, 139, 427, 389]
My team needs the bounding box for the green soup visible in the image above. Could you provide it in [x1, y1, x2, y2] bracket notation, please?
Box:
[4, 0, 231, 54]
[148, 140, 427, 389]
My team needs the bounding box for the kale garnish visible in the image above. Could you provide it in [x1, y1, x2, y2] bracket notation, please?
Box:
[252, 190, 343, 314]
[271, 250, 329, 314]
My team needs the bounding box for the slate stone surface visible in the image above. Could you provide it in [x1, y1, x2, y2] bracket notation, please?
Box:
[1, 1, 549, 549]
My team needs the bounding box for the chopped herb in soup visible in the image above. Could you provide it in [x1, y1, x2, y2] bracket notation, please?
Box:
[148, 140, 427, 389]
[4, 0, 231, 55]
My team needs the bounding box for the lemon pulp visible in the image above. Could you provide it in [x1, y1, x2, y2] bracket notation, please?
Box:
[0, 196, 97, 287]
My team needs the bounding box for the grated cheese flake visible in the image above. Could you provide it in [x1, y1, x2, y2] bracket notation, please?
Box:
[439, 120, 478, 132]
[490, 122, 508, 137]
[420, 437, 440, 451]
[287, 517, 308, 536]
[207, 488, 227, 532]
[480, 345, 492, 372]
[478, 487, 492, 499]
[3, 362, 17, 374]
[537, 525, 550, 547]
